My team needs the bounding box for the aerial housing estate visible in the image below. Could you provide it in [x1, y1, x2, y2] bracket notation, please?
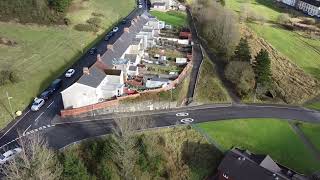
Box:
[61, 12, 192, 110]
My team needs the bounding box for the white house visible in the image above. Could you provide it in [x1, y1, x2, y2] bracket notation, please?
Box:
[61, 67, 124, 109]
[297, 0, 320, 17]
[152, 2, 167, 11]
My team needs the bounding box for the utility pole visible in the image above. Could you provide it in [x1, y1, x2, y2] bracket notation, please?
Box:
[6, 91, 14, 119]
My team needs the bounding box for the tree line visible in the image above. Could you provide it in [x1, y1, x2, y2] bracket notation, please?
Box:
[0, 0, 72, 24]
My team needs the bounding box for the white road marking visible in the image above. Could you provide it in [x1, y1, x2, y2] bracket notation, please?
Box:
[180, 118, 194, 124]
[34, 112, 44, 124]
[47, 101, 54, 109]
[22, 124, 32, 136]
[0, 110, 31, 140]
[176, 112, 189, 117]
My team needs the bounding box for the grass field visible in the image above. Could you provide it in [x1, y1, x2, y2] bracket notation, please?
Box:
[150, 10, 187, 28]
[0, 0, 134, 128]
[305, 101, 320, 110]
[197, 118, 320, 174]
[194, 56, 230, 103]
[299, 123, 320, 151]
[226, 0, 320, 79]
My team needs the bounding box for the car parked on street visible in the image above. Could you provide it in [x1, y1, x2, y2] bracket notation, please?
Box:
[39, 90, 53, 100]
[0, 148, 22, 165]
[112, 27, 119, 33]
[31, 98, 45, 111]
[104, 33, 113, 41]
[65, 69, 75, 78]
[89, 47, 97, 55]
[48, 79, 62, 92]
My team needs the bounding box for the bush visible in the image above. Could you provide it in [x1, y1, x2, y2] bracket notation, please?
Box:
[74, 23, 98, 32]
[64, 18, 71, 26]
[0, 69, 20, 85]
[301, 17, 316, 25]
[86, 17, 102, 27]
[277, 13, 291, 25]
[91, 12, 105, 17]
[225, 61, 255, 96]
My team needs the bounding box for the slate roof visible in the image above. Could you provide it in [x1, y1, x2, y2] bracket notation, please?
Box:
[300, 0, 320, 7]
[218, 148, 307, 180]
[128, 66, 138, 71]
[77, 66, 106, 88]
[153, 2, 166, 6]
[101, 13, 149, 66]
[124, 54, 138, 63]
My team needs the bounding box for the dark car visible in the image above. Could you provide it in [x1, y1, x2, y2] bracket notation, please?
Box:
[121, 19, 127, 24]
[39, 89, 54, 100]
[89, 47, 97, 55]
[104, 33, 113, 41]
[48, 79, 62, 92]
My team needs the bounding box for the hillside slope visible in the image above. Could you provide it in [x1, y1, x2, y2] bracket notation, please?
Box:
[241, 25, 320, 103]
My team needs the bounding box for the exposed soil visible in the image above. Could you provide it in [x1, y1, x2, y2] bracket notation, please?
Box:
[241, 25, 320, 104]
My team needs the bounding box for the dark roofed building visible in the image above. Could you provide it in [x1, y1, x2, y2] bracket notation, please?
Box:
[77, 66, 106, 88]
[124, 54, 138, 63]
[217, 148, 308, 180]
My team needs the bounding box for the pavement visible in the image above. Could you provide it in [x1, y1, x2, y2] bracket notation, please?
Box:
[0, 5, 320, 151]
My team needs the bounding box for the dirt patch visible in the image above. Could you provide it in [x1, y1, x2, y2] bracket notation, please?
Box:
[0, 37, 17, 47]
[241, 25, 320, 104]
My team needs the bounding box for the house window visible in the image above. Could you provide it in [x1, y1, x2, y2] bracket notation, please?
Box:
[222, 173, 229, 179]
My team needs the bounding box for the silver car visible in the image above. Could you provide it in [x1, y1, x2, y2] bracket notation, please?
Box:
[0, 148, 22, 164]
[31, 98, 45, 111]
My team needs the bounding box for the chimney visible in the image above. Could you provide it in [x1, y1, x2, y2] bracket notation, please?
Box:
[124, 27, 130, 33]
[83, 67, 90, 75]
[97, 54, 102, 61]
[107, 44, 113, 51]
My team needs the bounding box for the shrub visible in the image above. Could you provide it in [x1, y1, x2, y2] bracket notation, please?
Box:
[225, 61, 255, 96]
[74, 24, 98, 32]
[277, 13, 291, 25]
[86, 17, 102, 27]
[233, 38, 251, 62]
[91, 12, 105, 17]
[301, 17, 316, 25]
[0, 69, 20, 85]
[64, 18, 71, 26]
[254, 49, 272, 87]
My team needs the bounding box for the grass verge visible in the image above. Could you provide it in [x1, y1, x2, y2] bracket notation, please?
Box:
[299, 123, 320, 152]
[197, 118, 320, 174]
[194, 55, 230, 104]
[0, 0, 135, 128]
[150, 10, 187, 28]
[305, 101, 320, 111]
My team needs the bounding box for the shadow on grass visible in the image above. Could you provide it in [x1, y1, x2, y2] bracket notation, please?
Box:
[181, 141, 223, 179]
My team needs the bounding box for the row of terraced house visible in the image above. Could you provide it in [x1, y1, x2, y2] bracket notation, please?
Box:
[279, 0, 320, 17]
[61, 12, 168, 109]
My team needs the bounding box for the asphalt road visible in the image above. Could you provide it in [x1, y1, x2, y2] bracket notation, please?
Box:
[44, 104, 320, 149]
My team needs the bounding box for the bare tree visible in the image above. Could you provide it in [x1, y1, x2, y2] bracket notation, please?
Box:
[110, 115, 155, 180]
[1, 133, 62, 180]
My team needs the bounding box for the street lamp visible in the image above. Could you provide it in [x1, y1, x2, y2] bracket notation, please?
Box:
[6, 91, 14, 119]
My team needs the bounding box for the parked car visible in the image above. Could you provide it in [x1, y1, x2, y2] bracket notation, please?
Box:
[121, 19, 127, 24]
[112, 27, 119, 33]
[139, 4, 143, 8]
[48, 79, 62, 92]
[0, 148, 22, 165]
[31, 98, 45, 111]
[39, 90, 53, 100]
[89, 47, 97, 55]
[104, 33, 113, 41]
[65, 69, 75, 78]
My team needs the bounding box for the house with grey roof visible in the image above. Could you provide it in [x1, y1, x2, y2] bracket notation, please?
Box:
[61, 66, 124, 109]
[217, 148, 307, 180]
